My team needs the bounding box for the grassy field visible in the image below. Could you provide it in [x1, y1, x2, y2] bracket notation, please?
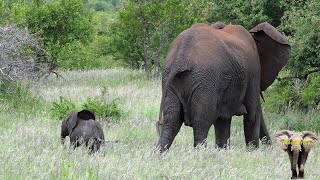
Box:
[0, 68, 319, 180]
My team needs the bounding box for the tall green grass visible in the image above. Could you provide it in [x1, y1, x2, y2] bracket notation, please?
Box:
[0, 68, 319, 179]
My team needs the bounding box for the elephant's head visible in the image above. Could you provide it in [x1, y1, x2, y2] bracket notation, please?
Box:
[249, 22, 291, 91]
[60, 109, 96, 144]
[66, 109, 96, 133]
[275, 130, 318, 152]
[211, 22, 226, 29]
[275, 130, 318, 178]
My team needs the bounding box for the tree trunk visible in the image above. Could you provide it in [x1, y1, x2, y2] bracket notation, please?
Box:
[154, 25, 174, 80]
[154, 42, 165, 80]
[141, 25, 152, 78]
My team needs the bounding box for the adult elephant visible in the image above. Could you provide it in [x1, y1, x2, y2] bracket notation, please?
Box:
[156, 22, 290, 152]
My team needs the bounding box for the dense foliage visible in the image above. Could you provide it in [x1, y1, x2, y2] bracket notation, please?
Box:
[0, 0, 115, 69]
[106, 0, 211, 78]
[0, 0, 319, 110]
[266, 0, 320, 110]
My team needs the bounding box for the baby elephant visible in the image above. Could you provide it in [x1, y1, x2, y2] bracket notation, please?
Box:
[275, 130, 319, 179]
[61, 109, 105, 153]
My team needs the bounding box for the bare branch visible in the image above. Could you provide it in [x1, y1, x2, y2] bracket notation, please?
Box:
[0, 25, 56, 82]
[276, 68, 320, 81]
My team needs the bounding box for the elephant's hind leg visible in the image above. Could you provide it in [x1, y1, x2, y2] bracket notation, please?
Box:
[193, 125, 211, 148]
[243, 104, 262, 149]
[259, 117, 271, 145]
[214, 118, 231, 149]
[192, 105, 213, 148]
[157, 91, 183, 152]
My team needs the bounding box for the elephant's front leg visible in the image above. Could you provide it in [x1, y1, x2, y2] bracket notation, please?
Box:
[243, 103, 262, 149]
[298, 152, 309, 178]
[157, 92, 183, 152]
[214, 118, 231, 149]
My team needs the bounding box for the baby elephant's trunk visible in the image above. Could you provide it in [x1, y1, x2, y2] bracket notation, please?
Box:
[291, 144, 301, 178]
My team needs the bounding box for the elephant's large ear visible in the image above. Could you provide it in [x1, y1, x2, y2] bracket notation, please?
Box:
[302, 131, 319, 152]
[77, 109, 96, 120]
[66, 112, 79, 134]
[275, 130, 293, 151]
[249, 22, 291, 91]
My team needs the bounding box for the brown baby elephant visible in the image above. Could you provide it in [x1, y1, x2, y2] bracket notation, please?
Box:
[275, 130, 319, 179]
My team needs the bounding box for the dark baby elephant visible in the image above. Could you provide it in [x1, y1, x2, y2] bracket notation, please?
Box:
[156, 22, 291, 152]
[61, 109, 105, 152]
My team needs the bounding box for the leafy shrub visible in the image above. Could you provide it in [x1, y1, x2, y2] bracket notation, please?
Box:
[51, 97, 78, 120]
[300, 74, 320, 108]
[50, 95, 125, 122]
[82, 97, 125, 122]
[57, 41, 120, 70]
[264, 73, 320, 112]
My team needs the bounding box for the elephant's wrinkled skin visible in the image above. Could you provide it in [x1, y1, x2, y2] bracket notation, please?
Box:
[61, 109, 105, 152]
[275, 130, 319, 179]
[156, 22, 291, 152]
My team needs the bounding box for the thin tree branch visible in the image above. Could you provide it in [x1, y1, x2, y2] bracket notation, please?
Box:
[276, 68, 320, 81]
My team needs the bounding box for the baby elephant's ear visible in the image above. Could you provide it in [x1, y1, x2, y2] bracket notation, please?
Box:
[302, 131, 319, 152]
[275, 130, 292, 151]
[77, 109, 96, 120]
[66, 112, 78, 134]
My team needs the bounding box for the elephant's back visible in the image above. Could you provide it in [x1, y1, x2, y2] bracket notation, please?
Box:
[70, 120, 97, 142]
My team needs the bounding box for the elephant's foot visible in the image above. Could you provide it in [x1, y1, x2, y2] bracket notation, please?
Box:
[291, 169, 298, 179]
[214, 118, 231, 149]
[298, 165, 304, 178]
[260, 137, 272, 145]
[215, 142, 230, 150]
[193, 126, 210, 149]
[215, 137, 230, 150]
[194, 139, 207, 149]
[245, 140, 259, 151]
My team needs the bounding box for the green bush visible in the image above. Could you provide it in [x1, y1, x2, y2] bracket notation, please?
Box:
[56, 42, 115, 70]
[264, 73, 320, 112]
[300, 74, 320, 108]
[50, 95, 125, 122]
[82, 97, 125, 122]
[51, 97, 78, 120]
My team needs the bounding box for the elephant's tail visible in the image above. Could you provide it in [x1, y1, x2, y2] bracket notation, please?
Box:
[161, 66, 192, 127]
[260, 91, 265, 102]
[160, 30, 193, 126]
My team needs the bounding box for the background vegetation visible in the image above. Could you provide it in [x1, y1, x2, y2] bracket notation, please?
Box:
[1, 0, 318, 110]
[0, 0, 319, 179]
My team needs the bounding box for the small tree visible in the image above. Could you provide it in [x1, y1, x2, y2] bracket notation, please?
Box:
[280, 0, 320, 77]
[107, 0, 211, 79]
[0, 25, 53, 82]
[208, 0, 268, 29]
[26, 0, 95, 64]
